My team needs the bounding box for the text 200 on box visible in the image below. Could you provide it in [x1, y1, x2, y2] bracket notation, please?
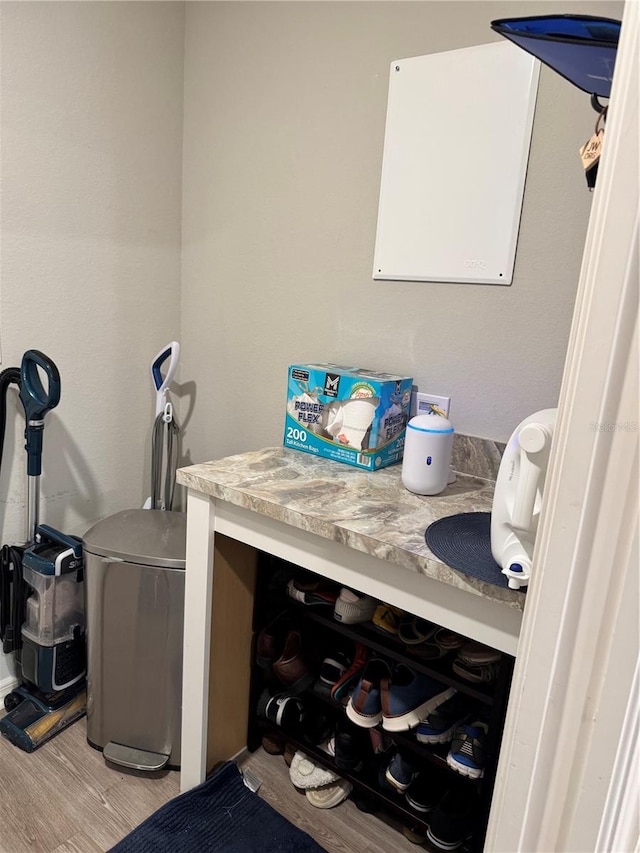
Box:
[284, 363, 413, 470]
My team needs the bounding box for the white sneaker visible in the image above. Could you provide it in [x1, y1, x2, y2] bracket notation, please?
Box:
[333, 588, 378, 624]
[305, 778, 353, 809]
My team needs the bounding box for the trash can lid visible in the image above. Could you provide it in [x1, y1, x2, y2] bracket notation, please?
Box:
[82, 509, 186, 569]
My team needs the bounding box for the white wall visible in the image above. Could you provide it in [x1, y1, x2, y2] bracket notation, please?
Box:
[0, 2, 185, 688]
[180, 0, 621, 467]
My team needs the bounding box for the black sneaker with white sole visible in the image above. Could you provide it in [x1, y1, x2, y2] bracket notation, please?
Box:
[426, 788, 478, 851]
[257, 688, 305, 730]
[312, 651, 350, 700]
[334, 719, 370, 772]
[404, 771, 441, 813]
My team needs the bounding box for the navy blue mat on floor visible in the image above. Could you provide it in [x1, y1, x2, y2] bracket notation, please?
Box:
[109, 761, 325, 853]
[425, 511, 525, 593]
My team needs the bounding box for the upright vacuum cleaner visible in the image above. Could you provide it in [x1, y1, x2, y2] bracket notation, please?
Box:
[0, 350, 87, 751]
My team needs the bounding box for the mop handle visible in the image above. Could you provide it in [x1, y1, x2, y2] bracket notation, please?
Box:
[151, 342, 180, 418]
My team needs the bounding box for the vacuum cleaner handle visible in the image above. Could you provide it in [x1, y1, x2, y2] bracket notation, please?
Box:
[19, 350, 61, 476]
[151, 341, 180, 417]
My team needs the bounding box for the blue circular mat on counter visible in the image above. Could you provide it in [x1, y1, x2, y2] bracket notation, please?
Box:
[425, 511, 525, 593]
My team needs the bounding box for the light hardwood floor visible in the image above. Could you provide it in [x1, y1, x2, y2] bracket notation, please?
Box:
[0, 717, 426, 852]
[0, 715, 179, 853]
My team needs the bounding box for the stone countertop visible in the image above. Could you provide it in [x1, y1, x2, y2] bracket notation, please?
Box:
[177, 447, 524, 612]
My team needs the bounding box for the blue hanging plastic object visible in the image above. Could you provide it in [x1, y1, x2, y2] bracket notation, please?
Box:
[491, 14, 621, 99]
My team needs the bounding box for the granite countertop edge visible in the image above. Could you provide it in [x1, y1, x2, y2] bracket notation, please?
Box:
[177, 448, 524, 612]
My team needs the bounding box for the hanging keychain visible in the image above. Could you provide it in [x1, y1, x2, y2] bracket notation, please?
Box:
[579, 106, 607, 191]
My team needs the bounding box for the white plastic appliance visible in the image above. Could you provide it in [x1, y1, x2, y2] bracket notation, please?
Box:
[402, 413, 454, 496]
[491, 408, 557, 589]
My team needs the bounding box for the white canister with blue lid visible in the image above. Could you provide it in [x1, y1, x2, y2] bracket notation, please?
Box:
[401, 413, 454, 495]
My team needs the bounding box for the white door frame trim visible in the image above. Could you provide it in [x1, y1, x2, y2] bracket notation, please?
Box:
[596, 654, 640, 853]
[486, 2, 639, 851]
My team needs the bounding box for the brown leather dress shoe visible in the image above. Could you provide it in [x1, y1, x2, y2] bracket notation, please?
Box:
[273, 630, 315, 692]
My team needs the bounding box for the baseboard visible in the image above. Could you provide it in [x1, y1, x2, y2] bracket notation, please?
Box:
[0, 674, 20, 705]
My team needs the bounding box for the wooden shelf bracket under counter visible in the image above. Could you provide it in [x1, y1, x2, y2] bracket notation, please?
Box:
[176, 447, 524, 792]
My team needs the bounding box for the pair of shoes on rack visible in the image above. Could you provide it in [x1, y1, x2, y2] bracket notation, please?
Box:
[404, 770, 441, 813]
[385, 754, 480, 843]
[426, 786, 480, 851]
[313, 641, 370, 705]
[397, 614, 437, 645]
[289, 750, 340, 789]
[333, 587, 379, 624]
[286, 575, 339, 607]
[305, 779, 352, 809]
[289, 750, 352, 809]
[313, 649, 351, 700]
[346, 658, 455, 732]
[255, 610, 292, 670]
[329, 642, 369, 704]
[384, 750, 421, 793]
[415, 691, 469, 744]
[258, 662, 333, 736]
[256, 609, 316, 693]
[257, 688, 305, 731]
[387, 759, 480, 851]
[446, 717, 489, 779]
[256, 613, 316, 693]
[371, 604, 404, 636]
[332, 719, 372, 773]
[415, 693, 489, 779]
[452, 641, 502, 684]
[347, 597, 433, 640]
[404, 626, 466, 661]
[317, 719, 373, 774]
[271, 629, 316, 693]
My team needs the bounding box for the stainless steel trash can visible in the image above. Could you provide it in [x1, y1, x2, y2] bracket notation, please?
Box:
[83, 509, 186, 771]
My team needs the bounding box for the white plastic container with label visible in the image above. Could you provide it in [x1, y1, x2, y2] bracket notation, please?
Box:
[401, 413, 454, 495]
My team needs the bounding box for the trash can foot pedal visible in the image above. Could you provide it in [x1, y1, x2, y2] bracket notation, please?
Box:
[103, 741, 169, 771]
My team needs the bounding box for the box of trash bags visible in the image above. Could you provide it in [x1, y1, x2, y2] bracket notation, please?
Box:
[284, 363, 413, 470]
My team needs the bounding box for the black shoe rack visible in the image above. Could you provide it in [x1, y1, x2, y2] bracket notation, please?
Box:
[247, 554, 514, 851]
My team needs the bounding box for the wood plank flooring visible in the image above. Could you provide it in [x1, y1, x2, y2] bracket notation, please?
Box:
[0, 719, 430, 853]
[239, 747, 428, 853]
[0, 716, 180, 853]
[0, 716, 426, 852]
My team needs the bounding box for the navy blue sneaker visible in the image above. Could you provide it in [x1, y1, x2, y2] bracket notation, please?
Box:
[377, 753, 403, 797]
[384, 750, 420, 792]
[346, 657, 391, 728]
[381, 663, 456, 732]
[415, 691, 470, 744]
[446, 718, 488, 779]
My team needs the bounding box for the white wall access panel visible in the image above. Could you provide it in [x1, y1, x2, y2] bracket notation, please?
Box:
[373, 42, 539, 285]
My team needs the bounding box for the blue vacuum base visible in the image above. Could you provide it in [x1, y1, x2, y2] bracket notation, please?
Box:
[1, 683, 86, 752]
